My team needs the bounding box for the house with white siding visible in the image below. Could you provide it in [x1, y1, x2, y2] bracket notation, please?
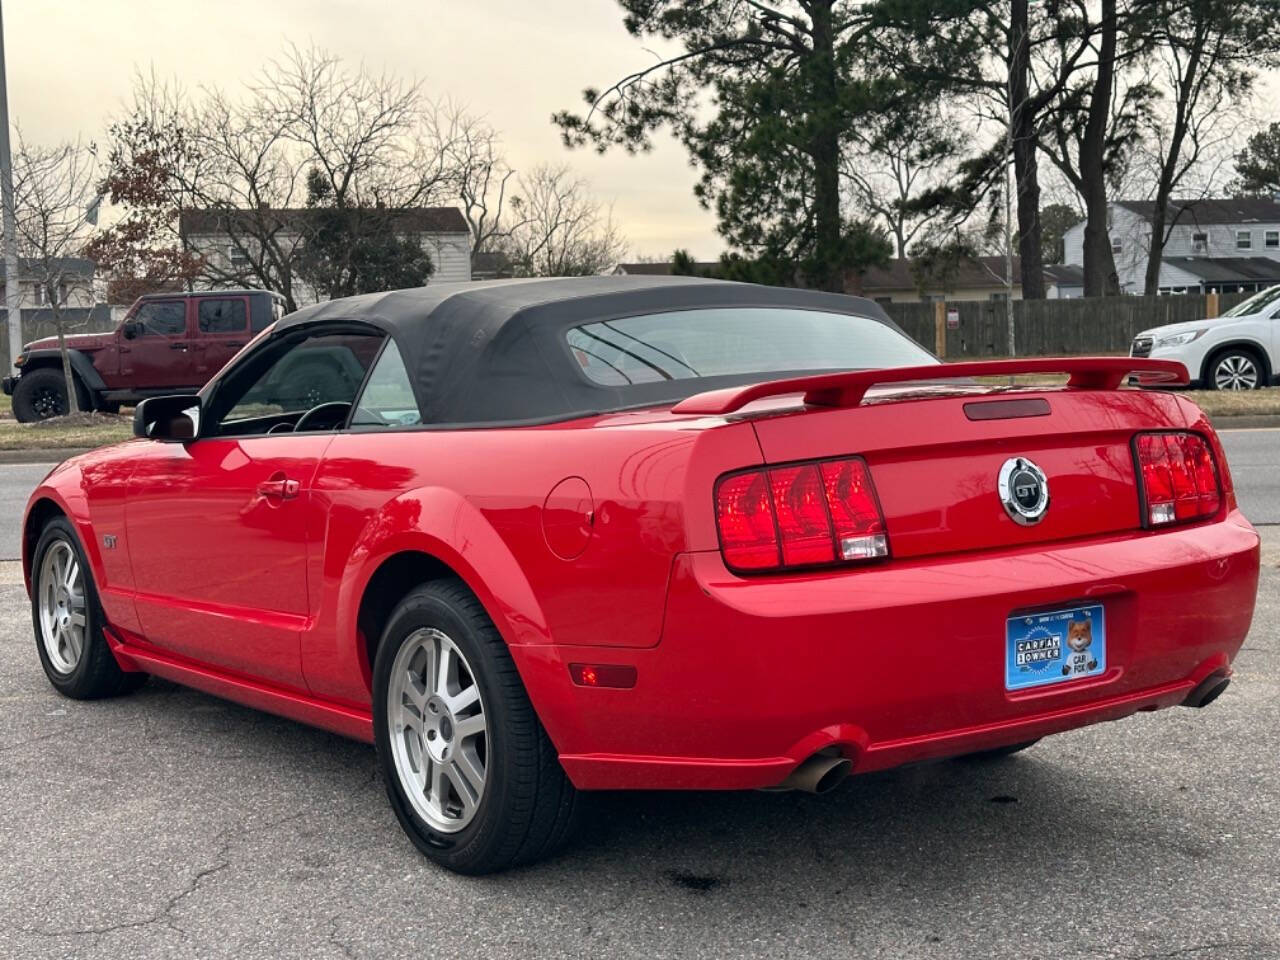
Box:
[179, 206, 472, 307]
[1063, 198, 1280, 294]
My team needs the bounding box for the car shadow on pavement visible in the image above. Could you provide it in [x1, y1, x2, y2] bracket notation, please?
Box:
[119, 674, 1210, 900]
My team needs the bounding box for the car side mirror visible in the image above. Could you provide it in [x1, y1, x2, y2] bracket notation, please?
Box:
[134, 395, 201, 441]
[122, 321, 139, 340]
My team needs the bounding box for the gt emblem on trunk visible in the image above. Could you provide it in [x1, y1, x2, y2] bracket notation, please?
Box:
[998, 457, 1050, 525]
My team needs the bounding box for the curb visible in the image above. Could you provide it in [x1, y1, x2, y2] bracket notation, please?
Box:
[1210, 415, 1280, 431]
[0, 447, 92, 465]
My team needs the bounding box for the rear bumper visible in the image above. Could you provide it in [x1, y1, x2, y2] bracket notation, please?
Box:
[515, 510, 1260, 790]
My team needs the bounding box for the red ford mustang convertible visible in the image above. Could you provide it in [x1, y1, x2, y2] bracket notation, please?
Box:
[24, 277, 1259, 873]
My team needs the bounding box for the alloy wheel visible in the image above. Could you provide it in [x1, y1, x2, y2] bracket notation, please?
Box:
[1214, 354, 1259, 390]
[38, 539, 87, 674]
[386, 627, 488, 833]
[32, 386, 65, 419]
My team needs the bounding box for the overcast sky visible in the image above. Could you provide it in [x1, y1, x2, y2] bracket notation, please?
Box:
[6, 2, 1277, 263]
[4, 0, 719, 260]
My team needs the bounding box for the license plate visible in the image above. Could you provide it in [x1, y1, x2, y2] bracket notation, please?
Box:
[1005, 604, 1106, 691]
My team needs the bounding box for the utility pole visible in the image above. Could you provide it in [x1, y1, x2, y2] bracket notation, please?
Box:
[0, 1, 22, 373]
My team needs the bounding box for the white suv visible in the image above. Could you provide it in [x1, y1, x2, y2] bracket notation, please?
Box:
[1132, 285, 1280, 390]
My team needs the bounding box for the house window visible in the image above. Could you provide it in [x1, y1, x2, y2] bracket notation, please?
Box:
[990, 292, 1010, 302]
[228, 244, 251, 268]
[1266, 230, 1279, 250]
[1237, 230, 1252, 250]
[32, 282, 45, 306]
[1192, 232, 1208, 253]
[1110, 236, 1122, 254]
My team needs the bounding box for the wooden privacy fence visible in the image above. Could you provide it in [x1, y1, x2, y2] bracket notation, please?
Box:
[882, 292, 1252, 358]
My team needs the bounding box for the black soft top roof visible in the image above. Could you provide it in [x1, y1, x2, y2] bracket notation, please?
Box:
[279, 276, 908, 425]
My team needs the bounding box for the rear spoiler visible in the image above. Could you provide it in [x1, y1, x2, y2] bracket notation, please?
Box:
[670, 357, 1189, 416]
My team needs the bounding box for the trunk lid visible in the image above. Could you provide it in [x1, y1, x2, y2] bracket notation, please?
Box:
[674, 358, 1196, 562]
[749, 387, 1198, 559]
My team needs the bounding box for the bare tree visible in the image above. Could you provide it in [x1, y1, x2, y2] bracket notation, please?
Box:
[842, 107, 961, 259]
[438, 103, 528, 254]
[87, 70, 206, 302]
[9, 136, 101, 416]
[499, 165, 627, 277]
[103, 46, 491, 309]
[1132, 0, 1279, 294]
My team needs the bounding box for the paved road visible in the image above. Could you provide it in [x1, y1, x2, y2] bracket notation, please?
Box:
[1, 538, 1276, 960]
[1219, 428, 1280, 525]
[0, 463, 58, 561]
[1, 432, 1277, 959]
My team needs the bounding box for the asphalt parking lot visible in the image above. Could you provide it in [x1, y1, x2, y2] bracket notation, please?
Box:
[1, 432, 1277, 959]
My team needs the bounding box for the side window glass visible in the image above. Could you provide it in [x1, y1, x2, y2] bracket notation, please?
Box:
[134, 302, 187, 337]
[198, 299, 248, 334]
[214, 332, 384, 435]
[351, 340, 421, 426]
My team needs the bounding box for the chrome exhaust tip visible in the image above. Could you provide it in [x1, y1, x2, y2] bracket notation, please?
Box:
[776, 753, 852, 794]
[1183, 672, 1230, 709]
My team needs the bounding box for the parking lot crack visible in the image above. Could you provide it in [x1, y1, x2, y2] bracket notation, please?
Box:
[22, 837, 233, 943]
[1119, 941, 1268, 959]
[327, 915, 359, 960]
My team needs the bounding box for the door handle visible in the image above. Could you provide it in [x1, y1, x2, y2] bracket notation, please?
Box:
[169, 343, 188, 351]
[257, 477, 300, 500]
[226, 342, 245, 349]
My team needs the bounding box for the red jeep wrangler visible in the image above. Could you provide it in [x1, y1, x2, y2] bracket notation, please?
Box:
[4, 290, 285, 422]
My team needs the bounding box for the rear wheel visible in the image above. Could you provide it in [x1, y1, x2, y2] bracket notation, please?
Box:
[31, 517, 147, 699]
[373, 579, 579, 874]
[12, 367, 88, 422]
[1209, 348, 1264, 391]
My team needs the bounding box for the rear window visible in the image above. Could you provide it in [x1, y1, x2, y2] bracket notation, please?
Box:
[565, 308, 934, 386]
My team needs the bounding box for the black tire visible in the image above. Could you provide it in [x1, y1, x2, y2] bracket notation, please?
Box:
[960, 739, 1041, 761]
[12, 367, 88, 422]
[31, 516, 147, 699]
[372, 579, 580, 874]
[1206, 347, 1265, 391]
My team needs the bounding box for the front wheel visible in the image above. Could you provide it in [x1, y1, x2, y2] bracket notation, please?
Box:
[11, 367, 89, 422]
[1209, 349, 1264, 391]
[372, 579, 579, 874]
[31, 517, 147, 699]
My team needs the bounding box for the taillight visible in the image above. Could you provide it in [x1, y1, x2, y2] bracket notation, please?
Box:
[715, 457, 888, 573]
[1133, 432, 1221, 527]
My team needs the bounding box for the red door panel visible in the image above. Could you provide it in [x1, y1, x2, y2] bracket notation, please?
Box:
[124, 435, 334, 689]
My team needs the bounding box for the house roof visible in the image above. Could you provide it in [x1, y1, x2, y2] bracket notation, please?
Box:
[179, 206, 469, 235]
[1042, 264, 1085, 286]
[1115, 197, 1280, 226]
[1162, 256, 1280, 283]
[470, 250, 513, 279]
[857, 256, 1020, 292]
[613, 261, 721, 276]
[11, 256, 95, 277]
